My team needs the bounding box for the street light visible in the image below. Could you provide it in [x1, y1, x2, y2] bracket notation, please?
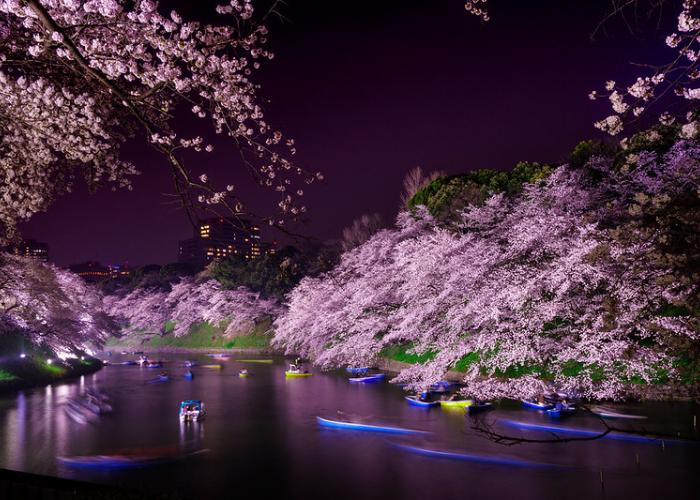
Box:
[47, 359, 53, 365]
[19, 353, 26, 359]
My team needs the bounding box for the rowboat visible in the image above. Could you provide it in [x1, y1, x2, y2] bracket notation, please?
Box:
[179, 400, 206, 422]
[440, 399, 473, 408]
[590, 406, 647, 420]
[285, 371, 313, 377]
[393, 443, 559, 468]
[316, 416, 428, 435]
[405, 396, 440, 408]
[348, 373, 385, 383]
[501, 420, 669, 444]
[201, 364, 223, 369]
[546, 405, 576, 418]
[58, 447, 188, 470]
[183, 371, 194, 380]
[239, 359, 274, 364]
[521, 399, 555, 411]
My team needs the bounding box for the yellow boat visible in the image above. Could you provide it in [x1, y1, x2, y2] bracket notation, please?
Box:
[239, 359, 274, 364]
[285, 371, 313, 378]
[439, 399, 473, 408]
[239, 373, 248, 378]
[201, 364, 223, 369]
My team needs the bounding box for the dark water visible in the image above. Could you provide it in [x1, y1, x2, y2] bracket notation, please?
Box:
[0, 353, 698, 499]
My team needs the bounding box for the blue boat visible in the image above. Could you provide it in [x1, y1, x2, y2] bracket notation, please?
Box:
[184, 360, 197, 368]
[349, 373, 385, 383]
[546, 405, 576, 418]
[500, 420, 686, 445]
[405, 396, 440, 408]
[146, 363, 163, 369]
[316, 416, 429, 435]
[58, 448, 186, 470]
[148, 374, 169, 384]
[521, 399, 555, 411]
[118, 361, 138, 366]
[345, 367, 369, 375]
[392, 443, 560, 468]
[466, 402, 493, 415]
[183, 371, 194, 380]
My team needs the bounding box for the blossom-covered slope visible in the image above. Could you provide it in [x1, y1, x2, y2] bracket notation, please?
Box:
[0, 253, 116, 354]
[274, 137, 700, 400]
[104, 277, 282, 338]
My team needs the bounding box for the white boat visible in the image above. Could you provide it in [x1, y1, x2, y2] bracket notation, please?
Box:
[179, 400, 206, 422]
[590, 405, 647, 420]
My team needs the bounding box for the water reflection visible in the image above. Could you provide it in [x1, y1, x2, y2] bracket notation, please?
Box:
[0, 353, 697, 499]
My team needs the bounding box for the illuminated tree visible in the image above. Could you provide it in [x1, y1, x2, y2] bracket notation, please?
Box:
[0, 0, 319, 243]
[0, 253, 116, 353]
[275, 135, 700, 400]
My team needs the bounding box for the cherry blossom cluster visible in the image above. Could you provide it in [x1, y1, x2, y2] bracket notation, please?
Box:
[0, 68, 137, 241]
[274, 138, 699, 400]
[0, 253, 117, 353]
[591, 1, 700, 137]
[103, 277, 282, 337]
[0, 0, 316, 242]
[464, 0, 488, 21]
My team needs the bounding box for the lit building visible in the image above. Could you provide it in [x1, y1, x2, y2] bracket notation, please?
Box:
[4, 239, 49, 262]
[178, 217, 271, 267]
[69, 261, 131, 283]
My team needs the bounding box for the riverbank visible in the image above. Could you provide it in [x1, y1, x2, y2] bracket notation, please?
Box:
[102, 345, 274, 355]
[0, 355, 103, 393]
[106, 318, 275, 351]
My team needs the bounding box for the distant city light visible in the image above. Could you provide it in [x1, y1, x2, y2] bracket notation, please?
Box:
[19, 353, 26, 359]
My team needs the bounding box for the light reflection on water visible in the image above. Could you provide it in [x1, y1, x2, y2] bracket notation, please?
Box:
[0, 353, 697, 499]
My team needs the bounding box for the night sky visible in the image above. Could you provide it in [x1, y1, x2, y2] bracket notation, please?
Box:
[19, 0, 664, 267]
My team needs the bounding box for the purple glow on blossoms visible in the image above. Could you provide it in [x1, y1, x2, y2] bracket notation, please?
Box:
[0, 0, 314, 243]
[274, 138, 700, 401]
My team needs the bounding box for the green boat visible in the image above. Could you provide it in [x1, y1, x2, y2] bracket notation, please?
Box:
[285, 371, 313, 378]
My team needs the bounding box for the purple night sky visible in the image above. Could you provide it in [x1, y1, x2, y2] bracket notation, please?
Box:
[19, 0, 661, 267]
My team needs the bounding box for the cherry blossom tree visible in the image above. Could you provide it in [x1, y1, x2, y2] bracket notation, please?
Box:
[464, 0, 700, 138]
[0, 0, 319, 243]
[0, 253, 117, 353]
[104, 276, 282, 337]
[274, 134, 700, 400]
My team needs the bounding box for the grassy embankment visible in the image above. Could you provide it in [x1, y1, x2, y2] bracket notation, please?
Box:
[379, 341, 700, 389]
[107, 317, 274, 350]
[0, 332, 103, 391]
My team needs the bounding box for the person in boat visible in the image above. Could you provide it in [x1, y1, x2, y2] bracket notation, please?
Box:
[419, 390, 429, 402]
[240, 369, 248, 376]
[537, 395, 546, 405]
[449, 392, 462, 401]
[559, 398, 569, 410]
[289, 363, 297, 372]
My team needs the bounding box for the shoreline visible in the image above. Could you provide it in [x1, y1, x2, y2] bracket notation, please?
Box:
[0, 357, 104, 394]
[102, 346, 278, 355]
